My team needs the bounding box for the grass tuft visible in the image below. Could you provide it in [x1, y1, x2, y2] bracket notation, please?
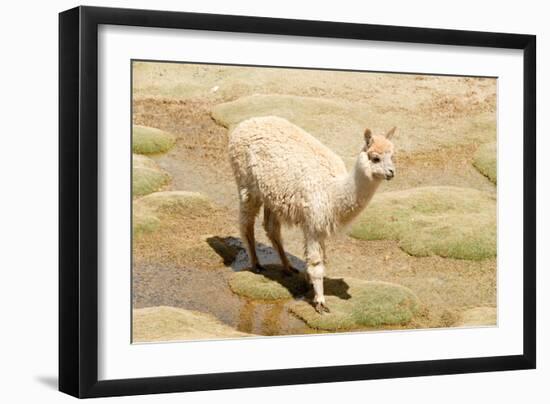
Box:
[133, 191, 213, 236]
[132, 306, 252, 342]
[133, 154, 171, 197]
[289, 278, 419, 331]
[473, 142, 497, 184]
[133, 210, 161, 236]
[228, 267, 309, 300]
[349, 186, 496, 260]
[133, 125, 176, 154]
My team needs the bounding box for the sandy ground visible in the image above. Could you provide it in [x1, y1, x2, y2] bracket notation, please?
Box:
[132, 62, 497, 341]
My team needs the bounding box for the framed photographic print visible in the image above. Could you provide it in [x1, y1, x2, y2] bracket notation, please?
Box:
[59, 6, 536, 398]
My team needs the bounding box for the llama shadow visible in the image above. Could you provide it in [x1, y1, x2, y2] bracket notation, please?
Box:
[206, 236, 351, 301]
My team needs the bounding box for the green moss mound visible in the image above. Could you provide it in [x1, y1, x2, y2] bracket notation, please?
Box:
[133, 191, 213, 236]
[133, 154, 171, 197]
[349, 186, 496, 260]
[133, 210, 161, 235]
[133, 125, 176, 154]
[290, 279, 419, 331]
[133, 306, 251, 342]
[228, 268, 309, 300]
[473, 142, 497, 184]
[212, 94, 370, 161]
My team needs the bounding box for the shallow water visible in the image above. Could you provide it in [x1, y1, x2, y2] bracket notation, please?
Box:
[133, 265, 314, 336]
[132, 237, 315, 336]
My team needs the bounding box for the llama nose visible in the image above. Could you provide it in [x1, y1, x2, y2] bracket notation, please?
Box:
[387, 169, 395, 179]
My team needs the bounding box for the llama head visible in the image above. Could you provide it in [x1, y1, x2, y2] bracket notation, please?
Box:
[358, 127, 396, 180]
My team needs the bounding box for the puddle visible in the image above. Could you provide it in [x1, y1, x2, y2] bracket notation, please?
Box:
[133, 264, 314, 336]
[132, 237, 316, 336]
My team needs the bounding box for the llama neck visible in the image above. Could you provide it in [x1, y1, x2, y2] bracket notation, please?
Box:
[332, 159, 382, 226]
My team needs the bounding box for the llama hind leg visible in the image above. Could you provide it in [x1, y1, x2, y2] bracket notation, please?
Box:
[263, 207, 299, 276]
[305, 235, 330, 314]
[239, 192, 263, 273]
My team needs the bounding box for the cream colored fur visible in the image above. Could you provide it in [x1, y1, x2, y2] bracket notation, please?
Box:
[228, 116, 395, 313]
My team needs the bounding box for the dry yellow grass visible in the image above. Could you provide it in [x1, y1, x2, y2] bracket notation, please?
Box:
[212, 94, 496, 158]
[212, 94, 370, 163]
[473, 142, 497, 184]
[132, 62, 496, 110]
[133, 191, 237, 269]
[134, 62, 497, 157]
[133, 306, 252, 342]
[457, 306, 496, 327]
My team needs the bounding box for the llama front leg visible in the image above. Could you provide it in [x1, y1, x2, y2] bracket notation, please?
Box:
[305, 235, 330, 314]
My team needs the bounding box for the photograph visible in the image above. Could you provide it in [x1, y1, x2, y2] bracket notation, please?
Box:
[131, 60, 497, 343]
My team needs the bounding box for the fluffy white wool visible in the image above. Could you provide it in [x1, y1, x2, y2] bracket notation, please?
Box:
[228, 116, 382, 237]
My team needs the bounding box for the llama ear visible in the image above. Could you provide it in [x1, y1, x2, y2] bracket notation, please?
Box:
[385, 127, 397, 139]
[364, 128, 373, 147]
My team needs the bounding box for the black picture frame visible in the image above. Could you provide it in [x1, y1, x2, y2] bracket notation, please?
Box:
[59, 5, 536, 398]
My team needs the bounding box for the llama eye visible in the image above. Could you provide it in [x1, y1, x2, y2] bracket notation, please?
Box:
[372, 156, 380, 163]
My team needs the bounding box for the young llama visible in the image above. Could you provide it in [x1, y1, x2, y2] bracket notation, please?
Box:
[228, 116, 396, 313]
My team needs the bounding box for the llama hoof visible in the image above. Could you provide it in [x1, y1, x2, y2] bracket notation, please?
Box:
[315, 302, 330, 314]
